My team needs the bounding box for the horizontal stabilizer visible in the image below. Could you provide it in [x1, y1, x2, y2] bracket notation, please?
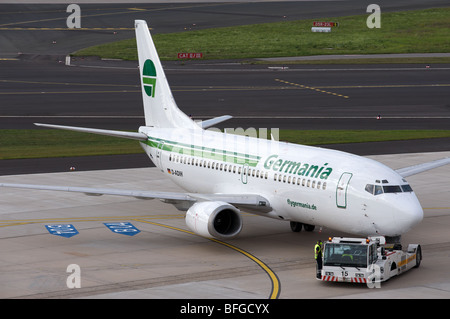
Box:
[34, 123, 148, 141]
[199, 115, 233, 129]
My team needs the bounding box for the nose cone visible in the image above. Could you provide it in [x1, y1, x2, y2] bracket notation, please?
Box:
[392, 196, 424, 235]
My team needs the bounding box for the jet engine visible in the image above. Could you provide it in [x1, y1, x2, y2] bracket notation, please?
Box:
[185, 201, 242, 239]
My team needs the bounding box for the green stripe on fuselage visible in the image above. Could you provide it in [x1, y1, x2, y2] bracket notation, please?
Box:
[143, 136, 261, 167]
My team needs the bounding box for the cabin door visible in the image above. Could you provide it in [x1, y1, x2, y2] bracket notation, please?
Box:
[336, 172, 353, 209]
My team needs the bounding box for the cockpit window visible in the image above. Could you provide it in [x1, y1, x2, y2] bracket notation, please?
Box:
[401, 184, 413, 192]
[374, 185, 383, 195]
[365, 183, 413, 195]
[365, 184, 374, 194]
[383, 185, 402, 193]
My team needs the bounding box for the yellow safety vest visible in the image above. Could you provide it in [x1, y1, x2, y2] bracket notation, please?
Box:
[314, 244, 322, 259]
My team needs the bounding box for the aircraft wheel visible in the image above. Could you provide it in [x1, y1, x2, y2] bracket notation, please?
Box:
[304, 224, 315, 232]
[290, 221, 303, 232]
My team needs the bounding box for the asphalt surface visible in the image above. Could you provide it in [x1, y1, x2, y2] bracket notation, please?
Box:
[2, 59, 450, 129]
[1, 58, 449, 175]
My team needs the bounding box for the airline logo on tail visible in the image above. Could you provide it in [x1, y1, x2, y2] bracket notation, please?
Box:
[142, 59, 157, 97]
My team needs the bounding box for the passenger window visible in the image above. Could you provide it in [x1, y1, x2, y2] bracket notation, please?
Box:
[323, 182, 327, 190]
[317, 181, 321, 189]
[265, 172, 268, 179]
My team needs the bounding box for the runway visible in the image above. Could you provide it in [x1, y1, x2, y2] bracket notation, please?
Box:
[1, 151, 449, 299]
[1, 58, 449, 176]
[2, 59, 450, 130]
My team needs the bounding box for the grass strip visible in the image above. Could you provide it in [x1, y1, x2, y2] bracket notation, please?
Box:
[73, 7, 450, 61]
[0, 129, 143, 160]
[1, 129, 450, 160]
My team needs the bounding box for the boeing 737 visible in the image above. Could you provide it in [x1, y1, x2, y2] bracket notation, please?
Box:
[2, 20, 449, 243]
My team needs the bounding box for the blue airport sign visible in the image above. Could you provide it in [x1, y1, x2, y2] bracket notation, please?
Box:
[104, 222, 141, 236]
[45, 224, 79, 238]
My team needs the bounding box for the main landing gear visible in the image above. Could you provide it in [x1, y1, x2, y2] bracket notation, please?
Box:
[290, 221, 315, 232]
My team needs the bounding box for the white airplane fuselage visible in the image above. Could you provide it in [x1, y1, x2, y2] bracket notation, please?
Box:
[3, 20, 438, 241]
[139, 127, 424, 238]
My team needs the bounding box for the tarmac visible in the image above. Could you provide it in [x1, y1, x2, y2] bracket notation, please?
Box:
[1, 151, 449, 299]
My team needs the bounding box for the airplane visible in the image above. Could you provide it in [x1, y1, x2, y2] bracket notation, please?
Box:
[1, 20, 449, 243]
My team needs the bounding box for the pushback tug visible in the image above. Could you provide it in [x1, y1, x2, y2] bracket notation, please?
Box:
[320, 236, 421, 284]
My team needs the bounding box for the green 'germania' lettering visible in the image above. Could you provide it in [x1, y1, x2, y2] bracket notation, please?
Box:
[264, 154, 278, 169]
[263, 154, 333, 180]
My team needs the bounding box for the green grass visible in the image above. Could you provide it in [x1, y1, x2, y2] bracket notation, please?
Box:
[73, 7, 450, 61]
[279, 130, 450, 145]
[1, 129, 450, 160]
[0, 130, 143, 160]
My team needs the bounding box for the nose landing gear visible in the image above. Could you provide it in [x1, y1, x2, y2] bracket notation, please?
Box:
[290, 221, 315, 232]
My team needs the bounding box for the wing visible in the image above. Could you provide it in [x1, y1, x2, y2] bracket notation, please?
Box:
[0, 182, 270, 210]
[395, 157, 450, 177]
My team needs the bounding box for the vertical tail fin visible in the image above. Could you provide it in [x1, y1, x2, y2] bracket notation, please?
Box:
[135, 20, 199, 129]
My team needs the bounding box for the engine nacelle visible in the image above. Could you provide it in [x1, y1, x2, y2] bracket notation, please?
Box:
[185, 201, 242, 239]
